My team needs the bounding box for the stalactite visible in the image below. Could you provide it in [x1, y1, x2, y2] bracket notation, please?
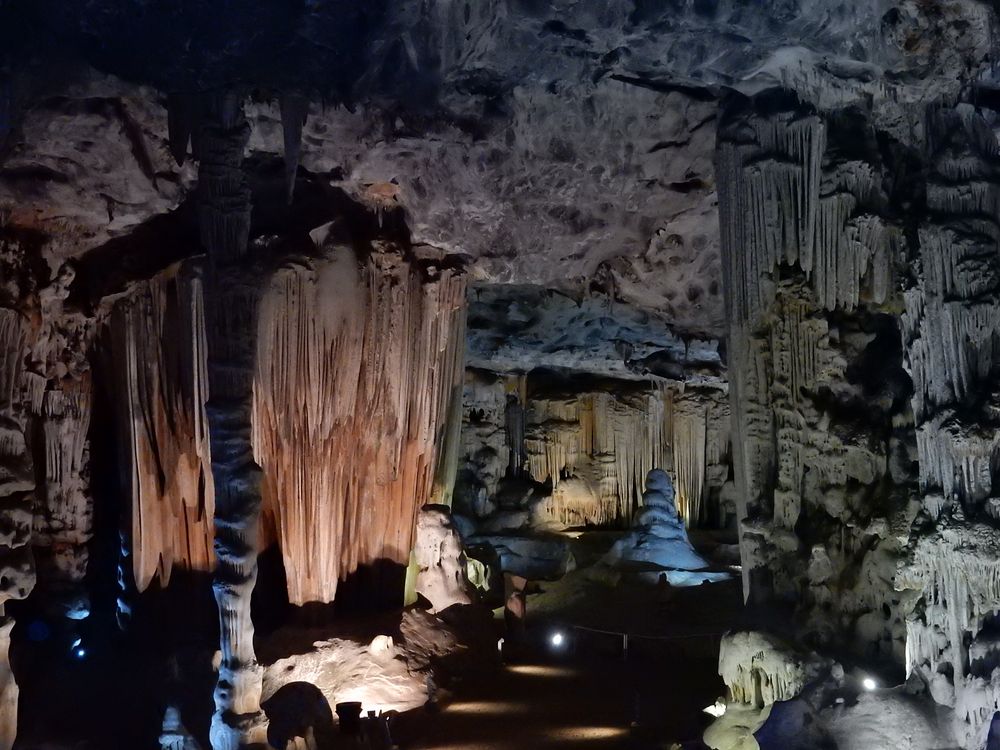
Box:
[718, 98, 903, 625]
[107, 244, 467, 609]
[0, 308, 36, 750]
[32, 378, 93, 619]
[717, 112, 825, 329]
[252, 242, 467, 605]
[107, 265, 214, 592]
[518, 384, 726, 528]
[278, 94, 308, 204]
[504, 374, 526, 474]
[671, 398, 707, 527]
[524, 391, 660, 525]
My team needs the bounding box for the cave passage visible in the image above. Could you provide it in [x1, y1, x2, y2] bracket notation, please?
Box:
[3, 3, 1000, 750]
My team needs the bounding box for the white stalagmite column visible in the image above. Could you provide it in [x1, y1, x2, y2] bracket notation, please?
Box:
[0, 309, 37, 750]
[197, 92, 268, 750]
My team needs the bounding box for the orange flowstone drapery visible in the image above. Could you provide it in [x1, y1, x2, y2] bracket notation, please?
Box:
[108, 264, 214, 592]
[108, 243, 466, 604]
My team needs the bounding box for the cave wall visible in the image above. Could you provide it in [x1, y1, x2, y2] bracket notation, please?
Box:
[457, 368, 731, 530]
[895, 104, 1000, 748]
[717, 85, 1000, 745]
[103, 237, 466, 607]
[717, 94, 918, 662]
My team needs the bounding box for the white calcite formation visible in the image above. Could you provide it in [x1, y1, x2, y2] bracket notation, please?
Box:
[718, 631, 817, 709]
[410, 505, 474, 614]
[604, 469, 728, 587]
[892, 104, 1000, 749]
[717, 92, 918, 668]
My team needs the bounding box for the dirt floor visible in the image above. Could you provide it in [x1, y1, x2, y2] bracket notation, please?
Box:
[396, 643, 725, 750]
[394, 529, 749, 750]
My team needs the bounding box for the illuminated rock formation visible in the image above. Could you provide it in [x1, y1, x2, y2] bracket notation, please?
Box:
[604, 469, 728, 586]
[106, 264, 214, 593]
[897, 103, 1000, 748]
[717, 93, 915, 662]
[459, 367, 730, 531]
[106, 233, 466, 608]
[0, 308, 36, 750]
[28, 265, 98, 624]
[253, 237, 466, 605]
[409, 505, 474, 614]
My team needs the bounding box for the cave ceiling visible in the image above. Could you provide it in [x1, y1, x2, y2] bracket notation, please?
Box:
[0, 0, 995, 339]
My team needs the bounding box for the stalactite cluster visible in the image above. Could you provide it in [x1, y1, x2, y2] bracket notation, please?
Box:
[106, 242, 467, 607]
[459, 370, 729, 529]
[718, 95, 913, 664]
[897, 103, 1000, 749]
[253, 241, 467, 605]
[106, 264, 214, 593]
[0, 308, 36, 750]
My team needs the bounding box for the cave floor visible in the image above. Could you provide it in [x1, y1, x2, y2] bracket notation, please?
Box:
[397, 646, 722, 750]
[396, 528, 746, 750]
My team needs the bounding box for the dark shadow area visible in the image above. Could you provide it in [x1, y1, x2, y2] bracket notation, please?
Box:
[264, 681, 336, 750]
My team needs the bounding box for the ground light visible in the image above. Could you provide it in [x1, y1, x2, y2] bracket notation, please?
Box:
[862, 677, 877, 691]
[549, 631, 566, 649]
[703, 700, 727, 717]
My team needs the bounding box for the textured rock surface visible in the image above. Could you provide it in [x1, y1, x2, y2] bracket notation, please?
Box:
[3, 0, 1000, 747]
[718, 91, 919, 667]
[105, 227, 466, 607]
[0, 70, 195, 265]
[458, 368, 731, 531]
[411, 505, 474, 614]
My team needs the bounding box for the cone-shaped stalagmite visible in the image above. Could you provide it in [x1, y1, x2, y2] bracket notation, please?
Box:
[196, 92, 268, 750]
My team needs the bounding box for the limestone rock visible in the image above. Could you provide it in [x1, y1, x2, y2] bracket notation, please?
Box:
[412, 505, 474, 614]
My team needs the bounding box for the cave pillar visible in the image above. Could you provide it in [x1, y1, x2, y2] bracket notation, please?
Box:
[197, 92, 268, 750]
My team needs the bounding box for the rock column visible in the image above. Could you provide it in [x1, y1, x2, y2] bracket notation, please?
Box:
[197, 92, 268, 750]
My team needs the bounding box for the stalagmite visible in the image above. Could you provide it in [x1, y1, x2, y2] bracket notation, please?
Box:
[719, 631, 812, 708]
[409, 505, 474, 613]
[604, 469, 728, 586]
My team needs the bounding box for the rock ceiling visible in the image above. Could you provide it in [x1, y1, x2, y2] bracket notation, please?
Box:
[3, 0, 991, 339]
